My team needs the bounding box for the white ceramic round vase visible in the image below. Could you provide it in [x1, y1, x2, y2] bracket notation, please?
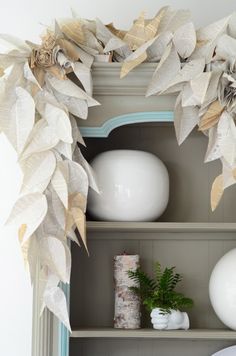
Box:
[209, 248, 236, 330]
[150, 308, 190, 330]
[87, 150, 169, 221]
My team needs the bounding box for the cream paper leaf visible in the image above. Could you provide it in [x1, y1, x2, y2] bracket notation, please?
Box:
[214, 34, 236, 68]
[123, 11, 146, 50]
[44, 103, 73, 144]
[174, 93, 199, 145]
[0, 34, 30, 52]
[46, 74, 99, 107]
[181, 72, 211, 107]
[103, 37, 127, 53]
[44, 286, 71, 332]
[70, 115, 85, 148]
[20, 151, 56, 195]
[217, 111, 236, 167]
[39, 236, 71, 283]
[37, 187, 65, 239]
[73, 146, 99, 193]
[120, 36, 158, 78]
[71, 207, 88, 253]
[72, 62, 93, 96]
[6, 193, 47, 242]
[21, 119, 59, 160]
[146, 43, 181, 96]
[191, 15, 232, 63]
[198, 100, 224, 132]
[7, 86, 35, 154]
[201, 71, 222, 110]
[211, 174, 223, 211]
[53, 91, 88, 119]
[161, 58, 205, 94]
[173, 22, 196, 58]
[204, 127, 221, 163]
[23, 62, 41, 89]
[55, 141, 72, 160]
[67, 160, 89, 198]
[51, 162, 69, 209]
[158, 8, 191, 33]
[147, 31, 173, 62]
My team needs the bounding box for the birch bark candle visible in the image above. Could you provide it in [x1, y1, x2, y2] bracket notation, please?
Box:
[114, 254, 141, 329]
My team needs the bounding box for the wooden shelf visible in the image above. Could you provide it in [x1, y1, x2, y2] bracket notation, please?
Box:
[71, 328, 236, 340]
[86, 222, 236, 238]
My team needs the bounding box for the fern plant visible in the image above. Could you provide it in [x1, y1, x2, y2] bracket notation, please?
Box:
[128, 262, 193, 315]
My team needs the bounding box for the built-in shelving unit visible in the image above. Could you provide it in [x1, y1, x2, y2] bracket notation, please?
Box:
[69, 63, 236, 356]
[71, 328, 236, 340]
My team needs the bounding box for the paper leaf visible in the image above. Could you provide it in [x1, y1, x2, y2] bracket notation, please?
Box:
[21, 119, 59, 160]
[173, 22, 196, 58]
[55, 141, 72, 160]
[147, 31, 173, 62]
[46, 75, 99, 107]
[211, 174, 223, 211]
[204, 127, 221, 163]
[39, 236, 71, 283]
[6, 193, 47, 242]
[73, 146, 99, 193]
[56, 38, 80, 62]
[161, 58, 205, 94]
[44, 286, 71, 332]
[59, 19, 84, 45]
[123, 11, 147, 50]
[146, 43, 181, 96]
[37, 187, 65, 239]
[181, 72, 211, 107]
[174, 94, 199, 145]
[199, 100, 224, 132]
[23, 62, 41, 89]
[70, 115, 85, 147]
[120, 36, 157, 78]
[72, 62, 93, 96]
[53, 91, 88, 119]
[20, 151, 56, 195]
[7, 87, 35, 154]
[215, 34, 236, 63]
[44, 103, 72, 144]
[158, 8, 191, 33]
[0, 34, 30, 52]
[191, 15, 232, 63]
[71, 207, 88, 253]
[201, 71, 222, 110]
[51, 162, 69, 209]
[217, 111, 236, 166]
[67, 160, 89, 198]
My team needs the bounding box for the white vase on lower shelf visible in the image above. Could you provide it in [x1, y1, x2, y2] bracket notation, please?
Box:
[150, 308, 190, 330]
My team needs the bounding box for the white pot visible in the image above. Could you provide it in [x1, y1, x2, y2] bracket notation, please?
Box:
[209, 248, 236, 330]
[150, 308, 190, 330]
[87, 150, 169, 221]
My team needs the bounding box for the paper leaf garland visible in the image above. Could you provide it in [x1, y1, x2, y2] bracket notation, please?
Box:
[2, 7, 236, 332]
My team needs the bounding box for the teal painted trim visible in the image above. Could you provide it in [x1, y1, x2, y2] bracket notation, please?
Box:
[80, 111, 174, 138]
[59, 283, 70, 356]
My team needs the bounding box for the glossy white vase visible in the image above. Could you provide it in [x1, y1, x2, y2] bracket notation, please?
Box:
[87, 150, 169, 221]
[150, 308, 190, 330]
[209, 249, 236, 330]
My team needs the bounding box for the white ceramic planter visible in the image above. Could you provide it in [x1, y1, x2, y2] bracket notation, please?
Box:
[87, 150, 169, 221]
[209, 248, 236, 330]
[150, 308, 190, 330]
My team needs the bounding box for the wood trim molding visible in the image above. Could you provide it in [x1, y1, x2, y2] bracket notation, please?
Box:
[80, 111, 173, 137]
[92, 63, 157, 96]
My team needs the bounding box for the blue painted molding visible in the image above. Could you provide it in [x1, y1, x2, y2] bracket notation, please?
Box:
[59, 282, 70, 356]
[79, 111, 174, 137]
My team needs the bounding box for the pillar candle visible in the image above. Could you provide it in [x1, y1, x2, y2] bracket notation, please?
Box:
[114, 254, 141, 329]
